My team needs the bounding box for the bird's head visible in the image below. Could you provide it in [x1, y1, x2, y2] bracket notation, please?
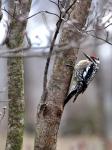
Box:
[90, 56, 100, 64]
[82, 52, 100, 65]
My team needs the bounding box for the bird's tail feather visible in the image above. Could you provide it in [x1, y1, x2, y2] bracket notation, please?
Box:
[64, 83, 83, 107]
[64, 87, 77, 107]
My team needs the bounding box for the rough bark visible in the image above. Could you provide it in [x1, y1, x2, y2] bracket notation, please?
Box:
[5, 1, 31, 150]
[34, 1, 92, 150]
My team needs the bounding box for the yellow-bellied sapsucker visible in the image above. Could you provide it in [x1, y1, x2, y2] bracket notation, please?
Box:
[64, 52, 100, 106]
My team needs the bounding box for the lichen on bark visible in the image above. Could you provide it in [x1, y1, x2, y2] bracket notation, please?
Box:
[6, 27, 24, 150]
[5, 1, 31, 150]
[6, 57, 24, 150]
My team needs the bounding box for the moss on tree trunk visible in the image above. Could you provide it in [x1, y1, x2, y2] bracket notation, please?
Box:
[5, 21, 25, 150]
[5, 1, 31, 150]
[6, 58, 24, 150]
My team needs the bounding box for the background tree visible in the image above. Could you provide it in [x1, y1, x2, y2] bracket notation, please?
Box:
[5, 1, 31, 150]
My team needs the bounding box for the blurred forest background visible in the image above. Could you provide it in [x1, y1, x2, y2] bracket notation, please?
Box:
[0, 0, 112, 150]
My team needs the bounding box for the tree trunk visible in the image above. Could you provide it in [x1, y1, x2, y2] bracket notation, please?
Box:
[5, 1, 31, 150]
[34, 1, 92, 150]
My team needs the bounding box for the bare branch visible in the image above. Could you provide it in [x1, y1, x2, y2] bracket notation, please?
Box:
[0, 45, 30, 55]
[103, 22, 112, 30]
[0, 44, 92, 58]
[0, 42, 69, 55]
[0, 101, 9, 102]
[87, 33, 112, 45]
[27, 10, 60, 20]
[49, 0, 61, 15]
[2, 8, 60, 21]
[49, 0, 59, 8]
[2, 8, 14, 18]
[65, 0, 77, 13]
[65, 19, 112, 46]
[86, 22, 112, 33]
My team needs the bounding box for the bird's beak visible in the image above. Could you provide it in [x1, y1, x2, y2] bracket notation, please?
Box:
[82, 52, 93, 62]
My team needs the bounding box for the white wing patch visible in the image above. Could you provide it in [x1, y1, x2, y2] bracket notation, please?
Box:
[83, 65, 91, 78]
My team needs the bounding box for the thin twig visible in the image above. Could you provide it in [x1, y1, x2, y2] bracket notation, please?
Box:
[49, 0, 61, 15]
[27, 10, 60, 20]
[0, 45, 87, 58]
[66, 19, 112, 46]
[2, 8, 60, 21]
[85, 21, 112, 33]
[0, 45, 30, 55]
[0, 43, 68, 55]
[65, 0, 77, 13]
[2, 8, 15, 18]
[88, 33, 112, 45]
[49, 0, 59, 8]
[0, 44, 74, 58]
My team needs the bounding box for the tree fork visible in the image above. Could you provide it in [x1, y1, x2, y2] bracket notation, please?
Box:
[34, 0, 92, 150]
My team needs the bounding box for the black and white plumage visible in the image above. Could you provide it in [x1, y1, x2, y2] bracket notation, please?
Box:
[64, 52, 100, 106]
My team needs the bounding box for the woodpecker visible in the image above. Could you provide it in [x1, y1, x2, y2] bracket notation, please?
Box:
[64, 52, 100, 106]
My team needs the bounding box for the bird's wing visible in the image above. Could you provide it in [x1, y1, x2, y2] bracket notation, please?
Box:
[64, 88, 77, 106]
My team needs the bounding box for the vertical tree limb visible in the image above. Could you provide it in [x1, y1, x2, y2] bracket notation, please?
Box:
[5, 1, 31, 150]
[34, 0, 92, 150]
[42, 0, 77, 102]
